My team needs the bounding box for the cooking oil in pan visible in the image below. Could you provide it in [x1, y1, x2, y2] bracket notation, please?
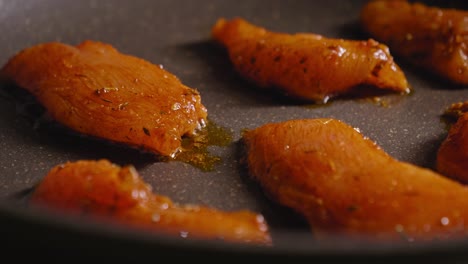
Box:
[159, 118, 233, 172]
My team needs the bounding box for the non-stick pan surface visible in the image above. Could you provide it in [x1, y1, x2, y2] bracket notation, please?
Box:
[1, 0, 468, 261]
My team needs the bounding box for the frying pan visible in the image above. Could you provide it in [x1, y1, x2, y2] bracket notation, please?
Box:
[1, 0, 468, 261]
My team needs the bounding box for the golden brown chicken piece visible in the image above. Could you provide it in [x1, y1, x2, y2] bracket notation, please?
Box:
[437, 101, 468, 183]
[0, 41, 208, 157]
[30, 159, 271, 245]
[242, 118, 468, 241]
[212, 17, 409, 103]
[361, 0, 468, 85]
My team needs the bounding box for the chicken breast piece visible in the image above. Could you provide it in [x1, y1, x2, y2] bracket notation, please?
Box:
[361, 0, 468, 85]
[212, 17, 409, 103]
[0, 41, 208, 157]
[30, 159, 271, 245]
[242, 118, 468, 241]
[437, 101, 468, 183]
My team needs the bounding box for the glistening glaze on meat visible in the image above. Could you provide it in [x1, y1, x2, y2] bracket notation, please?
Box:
[212, 17, 409, 103]
[0, 41, 208, 157]
[437, 101, 468, 183]
[361, 0, 468, 85]
[242, 118, 468, 241]
[30, 159, 272, 245]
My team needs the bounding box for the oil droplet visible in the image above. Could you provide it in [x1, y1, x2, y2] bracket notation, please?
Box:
[327, 45, 346, 57]
[373, 49, 389, 61]
[151, 213, 161, 222]
[171, 102, 181, 111]
[256, 214, 265, 223]
[131, 189, 147, 200]
[441, 217, 450, 226]
[95, 87, 119, 95]
[158, 118, 233, 172]
[303, 99, 334, 109]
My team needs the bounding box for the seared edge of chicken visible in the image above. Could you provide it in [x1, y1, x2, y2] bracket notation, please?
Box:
[437, 101, 468, 183]
[212, 17, 409, 103]
[242, 118, 468, 241]
[30, 159, 272, 245]
[0, 41, 208, 157]
[361, 0, 468, 85]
